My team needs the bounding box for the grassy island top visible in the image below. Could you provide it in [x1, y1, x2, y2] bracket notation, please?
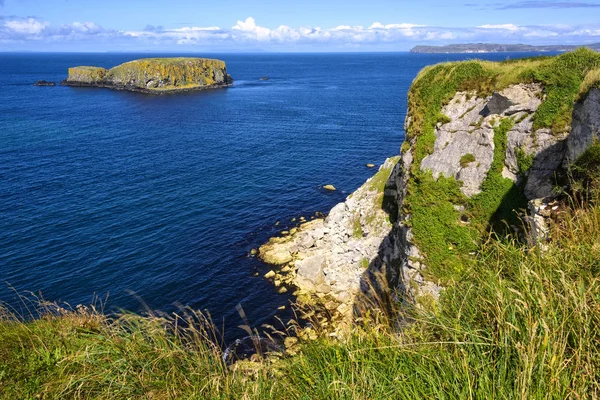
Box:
[65, 57, 230, 92]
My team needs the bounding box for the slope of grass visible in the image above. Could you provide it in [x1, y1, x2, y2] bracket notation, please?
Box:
[2, 199, 599, 399]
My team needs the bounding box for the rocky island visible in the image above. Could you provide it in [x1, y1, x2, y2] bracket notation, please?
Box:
[62, 58, 233, 94]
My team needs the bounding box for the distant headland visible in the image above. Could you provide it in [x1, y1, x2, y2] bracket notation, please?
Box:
[62, 58, 233, 94]
[410, 43, 600, 54]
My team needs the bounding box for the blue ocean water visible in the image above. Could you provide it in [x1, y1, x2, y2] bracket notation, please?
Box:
[0, 52, 553, 339]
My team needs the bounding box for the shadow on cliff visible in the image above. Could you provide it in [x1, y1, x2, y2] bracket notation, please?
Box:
[352, 140, 567, 322]
[353, 160, 405, 321]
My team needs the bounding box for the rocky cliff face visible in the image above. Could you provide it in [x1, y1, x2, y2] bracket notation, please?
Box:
[64, 58, 232, 94]
[259, 51, 600, 322]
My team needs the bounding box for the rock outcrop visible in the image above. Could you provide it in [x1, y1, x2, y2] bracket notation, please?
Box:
[259, 158, 400, 317]
[564, 88, 600, 166]
[62, 58, 232, 94]
[34, 80, 56, 86]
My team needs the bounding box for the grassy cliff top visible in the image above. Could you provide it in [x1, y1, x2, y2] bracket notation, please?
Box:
[403, 48, 600, 284]
[408, 48, 600, 144]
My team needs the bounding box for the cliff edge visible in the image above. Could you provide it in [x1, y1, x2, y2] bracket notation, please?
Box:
[63, 58, 232, 94]
[259, 48, 600, 324]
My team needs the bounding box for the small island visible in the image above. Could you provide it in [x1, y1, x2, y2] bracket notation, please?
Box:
[62, 58, 233, 94]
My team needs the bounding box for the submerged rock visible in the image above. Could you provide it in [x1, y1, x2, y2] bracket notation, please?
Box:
[34, 80, 56, 86]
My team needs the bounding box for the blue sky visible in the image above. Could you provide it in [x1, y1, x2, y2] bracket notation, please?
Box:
[1, 0, 599, 51]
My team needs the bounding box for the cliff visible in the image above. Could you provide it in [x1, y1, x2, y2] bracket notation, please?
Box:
[63, 58, 232, 94]
[259, 48, 600, 323]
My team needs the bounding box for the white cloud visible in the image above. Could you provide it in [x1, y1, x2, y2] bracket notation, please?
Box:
[5, 18, 48, 34]
[2, 16, 600, 50]
[232, 17, 272, 41]
[477, 24, 521, 31]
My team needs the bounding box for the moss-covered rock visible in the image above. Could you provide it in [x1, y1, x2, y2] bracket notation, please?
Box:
[66, 66, 108, 84]
[63, 58, 232, 94]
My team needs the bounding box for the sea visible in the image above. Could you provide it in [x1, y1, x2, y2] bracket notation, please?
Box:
[0, 51, 555, 341]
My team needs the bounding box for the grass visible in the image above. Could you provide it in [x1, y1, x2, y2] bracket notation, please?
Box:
[516, 146, 535, 174]
[352, 212, 364, 238]
[2, 198, 599, 399]
[579, 68, 600, 99]
[570, 141, 600, 199]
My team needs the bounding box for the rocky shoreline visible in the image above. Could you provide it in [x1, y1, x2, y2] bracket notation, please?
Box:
[61, 80, 232, 95]
[259, 157, 403, 323]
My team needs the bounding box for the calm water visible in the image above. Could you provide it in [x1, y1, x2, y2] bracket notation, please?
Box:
[0, 51, 550, 339]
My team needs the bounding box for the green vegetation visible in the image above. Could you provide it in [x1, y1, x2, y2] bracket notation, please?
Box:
[360, 257, 370, 269]
[571, 141, 600, 197]
[437, 113, 452, 124]
[2, 200, 599, 398]
[516, 146, 535, 174]
[66, 66, 108, 83]
[529, 50, 600, 132]
[459, 153, 476, 168]
[352, 212, 364, 238]
[579, 68, 600, 99]
[468, 119, 527, 234]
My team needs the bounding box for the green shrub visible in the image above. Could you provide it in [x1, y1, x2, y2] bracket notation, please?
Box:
[460, 153, 476, 168]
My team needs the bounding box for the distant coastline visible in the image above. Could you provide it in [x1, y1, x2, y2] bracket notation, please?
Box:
[410, 42, 600, 54]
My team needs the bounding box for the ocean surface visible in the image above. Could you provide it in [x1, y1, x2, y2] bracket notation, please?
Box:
[0, 51, 554, 340]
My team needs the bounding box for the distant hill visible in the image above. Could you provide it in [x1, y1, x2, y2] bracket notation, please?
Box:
[410, 43, 600, 54]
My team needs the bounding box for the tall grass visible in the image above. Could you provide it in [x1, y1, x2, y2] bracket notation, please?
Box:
[2, 199, 599, 398]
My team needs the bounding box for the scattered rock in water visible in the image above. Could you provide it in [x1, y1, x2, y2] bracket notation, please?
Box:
[260, 77, 270, 81]
[366, 163, 375, 168]
[281, 230, 289, 236]
[264, 270, 276, 279]
[34, 80, 56, 86]
[299, 216, 306, 222]
[323, 184, 336, 191]
[250, 248, 258, 256]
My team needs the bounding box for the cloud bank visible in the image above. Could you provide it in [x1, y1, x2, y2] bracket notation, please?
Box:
[1, 16, 599, 50]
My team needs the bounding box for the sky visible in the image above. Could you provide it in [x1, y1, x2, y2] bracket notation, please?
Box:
[1, 0, 599, 52]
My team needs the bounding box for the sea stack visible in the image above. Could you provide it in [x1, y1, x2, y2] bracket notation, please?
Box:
[62, 58, 233, 94]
